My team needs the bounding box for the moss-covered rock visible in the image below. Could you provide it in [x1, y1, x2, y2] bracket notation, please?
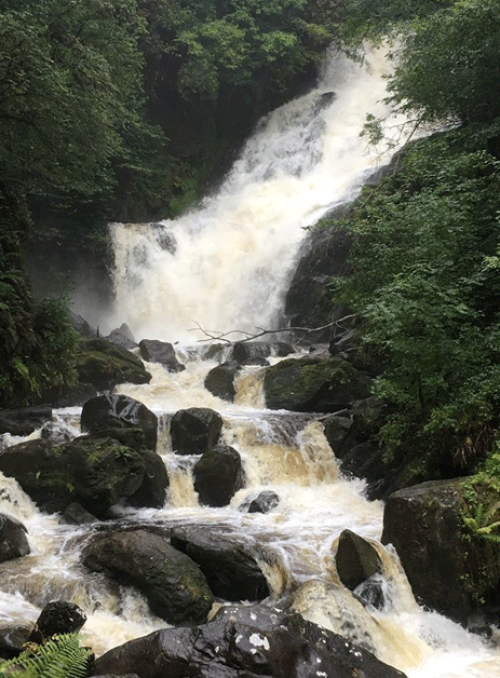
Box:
[382, 478, 500, 623]
[263, 356, 370, 412]
[82, 528, 214, 624]
[0, 433, 168, 518]
[77, 337, 151, 391]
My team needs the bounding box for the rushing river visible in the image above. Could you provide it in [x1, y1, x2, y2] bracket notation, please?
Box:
[1, 46, 499, 678]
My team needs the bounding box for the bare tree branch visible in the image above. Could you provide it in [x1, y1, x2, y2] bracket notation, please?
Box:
[189, 315, 356, 344]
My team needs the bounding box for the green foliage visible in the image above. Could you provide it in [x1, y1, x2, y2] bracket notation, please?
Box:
[388, 0, 500, 125]
[0, 192, 79, 407]
[333, 132, 500, 469]
[0, 0, 149, 199]
[0, 633, 92, 678]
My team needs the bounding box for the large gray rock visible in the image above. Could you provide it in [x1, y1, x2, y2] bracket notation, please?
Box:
[0, 433, 168, 518]
[77, 338, 151, 391]
[171, 526, 270, 601]
[382, 478, 500, 623]
[92, 603, 407, 678]
[106, 324, 137, 350]
[264, 355, 370, 412]
[138, 339, 185, 373]
[170, 407, 222, 456]
[0, 513, 30, 563]
[82, 528, 214, 624]
[81, 394, 158, 451]
[193, 445, 245, 507]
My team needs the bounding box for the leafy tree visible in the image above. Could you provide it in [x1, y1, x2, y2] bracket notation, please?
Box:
[388, 0, 500, 126]
[0, 0, 148, 199]
[333, 133, 500, 475]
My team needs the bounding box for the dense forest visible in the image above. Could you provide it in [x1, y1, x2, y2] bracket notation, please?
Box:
[2, 0, 500, 510]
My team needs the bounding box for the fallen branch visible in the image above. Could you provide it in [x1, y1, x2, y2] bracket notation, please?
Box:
[190, 315, 356, 344]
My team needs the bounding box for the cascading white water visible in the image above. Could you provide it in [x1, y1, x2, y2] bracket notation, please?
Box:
[107, 46, 411, 343]
[1, 45, 500, 678]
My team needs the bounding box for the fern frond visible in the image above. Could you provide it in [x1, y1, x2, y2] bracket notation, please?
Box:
[0, 634, 92, 678]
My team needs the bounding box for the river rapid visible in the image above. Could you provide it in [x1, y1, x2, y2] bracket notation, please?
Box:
[1, 46, 499, 678]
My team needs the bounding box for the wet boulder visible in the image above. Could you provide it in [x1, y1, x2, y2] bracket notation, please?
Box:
[77, 338, 151, 391]
[204, 363, 240, 401]
[0, 407, 52, 437]
[241, 490, 280, 514]
[321, 414, 355, 459]
[29, 601, 86, 643]
[193, 445, 245, 507]
[92, 603, 407, 678]
[335, 529, 383, 592]
[105, 324, 137, 350]
[170, 407, 223, 456]
[0, 433, 168, 518]
[81, 394, 158, 451]
[0, 513, 30, 562]
[62, 502, 97, 525]
[138, 339, 185, 373]
[0, 625, 33, 659]
[171, 526, 270, 601]
[263, 355, 370, 412]
[382, 478, 500, 623]
[82, 528, 214, 625]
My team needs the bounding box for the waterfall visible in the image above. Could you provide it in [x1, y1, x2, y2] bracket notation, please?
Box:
[1, 44, 499, 678]
[107, 46, 410, 343]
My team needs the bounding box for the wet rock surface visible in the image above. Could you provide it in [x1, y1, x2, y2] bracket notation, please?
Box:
[0, 513, 30, 562]
[92, 603, 407, 678]
[0, 407, 52, 437]
[193, 445, 245, 507]
[82, 528, 214, 625]
[170, 407, 223, 455]
[382, 478, 500, 623]
[263, 355, 370, 412]
[77, 338, 152, 391]
[171, 526, 270, 601]
[204, 363, 241, 401]
[0, 433, 167, 518]
[81, 393, 158, 451]
[138, 339, 185, 373]
[335, 529, 383, 592]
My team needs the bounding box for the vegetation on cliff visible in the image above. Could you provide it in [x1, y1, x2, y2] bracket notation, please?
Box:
[327, 0, 500, 511]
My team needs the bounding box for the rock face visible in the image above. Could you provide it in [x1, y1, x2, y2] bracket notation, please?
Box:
[193, 446, 245, 507]
[171, 526, 270, 601]
[335, 529, 383, 592]
[263, 355, 370, 412]
[204, 363, 240, 401]
[284, 210, 353, 340]
[170, 407, 223, 455]
[92, 603, 407, 678]
[138, 339, 185, 373]
[0, 434, 168, 518]
[82, 529, 214, 625]
[77, 338, 152, 391]
[0, 513, 30, 562]
[382, 478, 500, 622]
[81, 394, 158, 451]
